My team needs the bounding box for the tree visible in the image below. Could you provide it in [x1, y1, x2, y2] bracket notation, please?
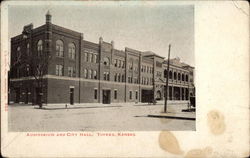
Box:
[25, 47, 51, 108]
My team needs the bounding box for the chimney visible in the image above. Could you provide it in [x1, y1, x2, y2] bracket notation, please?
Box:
[99, 37, 103, 44]
[46, 10, 52, 24]
[111, 40, 114, 48]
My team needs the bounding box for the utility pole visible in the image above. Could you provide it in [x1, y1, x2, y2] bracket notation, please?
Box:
[164, 44, 171, 113]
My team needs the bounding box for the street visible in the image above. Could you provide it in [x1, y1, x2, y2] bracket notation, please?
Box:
[8, 102, 195, 131]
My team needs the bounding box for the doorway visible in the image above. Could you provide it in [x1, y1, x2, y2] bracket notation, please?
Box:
[25, 88, 29, 104]
[70, 88, 74, 105]
[141, 89, 153, 103]
[15, 88, 20, 103]
[102, 90, 111, 104]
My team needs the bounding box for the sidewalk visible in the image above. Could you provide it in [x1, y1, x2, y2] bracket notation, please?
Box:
[147, 104, 196, 120]
[34, 103, 124, 110]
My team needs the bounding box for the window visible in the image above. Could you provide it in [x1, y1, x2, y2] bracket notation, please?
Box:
[169, 71, 173, 79]
[88, 70, 92, 79]
[114, 73, 117, 82]
[141, 66, 143, 72]
[122, 74, 125, 82]
[122, 61, 125, 68]
[16, 46, 21, 60]
[26, 43, 30, 56]
[37, 40, 43, 55]
[94, 89, 98, 99]
[174, 72, 177, 80]
[56, 65, 63, 76]
[104, 72, 110, 81]
[93, 54, 97, 63]
[89, 53, 93, 63]
[107, 72, 110, 81]
[114, 90, 117, 99]
[93, 70, 97, 79]
[114, 59, 118, 67]
[56, 40, 64, 57]
[134, 66, 137, 72]
[135, 91, 138, 100]
[26, 65, 30, 76]
[118, 73, 121, 82]
[134, 77, 137, 84]
[186, 75, 189, 82]
[84, 69, 87, 78]
[128, 58, 133, 70]
[103, 57, 110, 66]
[118, 60, 121, 68]
[68, 43, 75, 60]
[182, 74, 185, 81]
[128, 76, 132, 83]
[157, 71, 162, 77]
[129, 91, 132, 100]
[129, 64, 133, 70]
[84, 52, 88, 62]
[178, 73, 181, 81]
[68, 67, 74, 77]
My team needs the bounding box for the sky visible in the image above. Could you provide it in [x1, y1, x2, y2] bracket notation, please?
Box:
[9, 3, 194, 66]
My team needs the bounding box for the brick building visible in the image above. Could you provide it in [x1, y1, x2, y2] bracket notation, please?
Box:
[9, 12, 195, 105]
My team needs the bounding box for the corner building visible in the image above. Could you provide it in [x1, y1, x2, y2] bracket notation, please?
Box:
[9, 12, 195, 105]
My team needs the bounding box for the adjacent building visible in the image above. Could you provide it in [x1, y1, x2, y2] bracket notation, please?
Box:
[9, 12, 195, 105]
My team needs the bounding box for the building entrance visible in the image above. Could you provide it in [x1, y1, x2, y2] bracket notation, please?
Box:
[70, 88, 74, 105]
[15, 88, 20, 103]
[102, 90, 111, 104]
[25, 88, 29, 104]
[156, 90, 161, 100]
[141, 89, 153, 103]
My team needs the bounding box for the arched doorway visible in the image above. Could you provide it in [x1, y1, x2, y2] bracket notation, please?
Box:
[156, 90, 161, 100]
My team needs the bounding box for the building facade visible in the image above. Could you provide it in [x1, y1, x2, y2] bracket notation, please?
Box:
[9, 12, 195, 105]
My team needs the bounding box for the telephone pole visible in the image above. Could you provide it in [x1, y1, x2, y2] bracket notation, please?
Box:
[164, 44, 171, 113]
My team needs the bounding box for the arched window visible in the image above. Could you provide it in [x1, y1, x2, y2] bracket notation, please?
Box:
[169, 71, 172, 79]
[186, 75, 189, 82]
[84, 69, 87, 78]
[103, 57, 110, 66]
[68, 43, 75, 60]
[37, 40, 43, 55]
[182, 74, 185, 81]
[178, 73, 181, 80]
[88, 70, 92, 79]
[84, 52, 88, 62]
[89, 53, 93, 63]
[174, 72, 177, 80]
[93, 54, 97, 63]
[93, 70, 97, 79]
[15, 46, 21, 64]
[56, 40, 64, 57]
[26, 43, 30, 56]
[128, 58, 133, 70]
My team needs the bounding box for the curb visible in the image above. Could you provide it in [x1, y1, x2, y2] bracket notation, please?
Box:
[147, 114, 196, 120]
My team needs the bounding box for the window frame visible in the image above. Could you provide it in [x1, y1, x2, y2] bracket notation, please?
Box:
[68, 43, 76, 60]
[56, 40, 64, 57]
